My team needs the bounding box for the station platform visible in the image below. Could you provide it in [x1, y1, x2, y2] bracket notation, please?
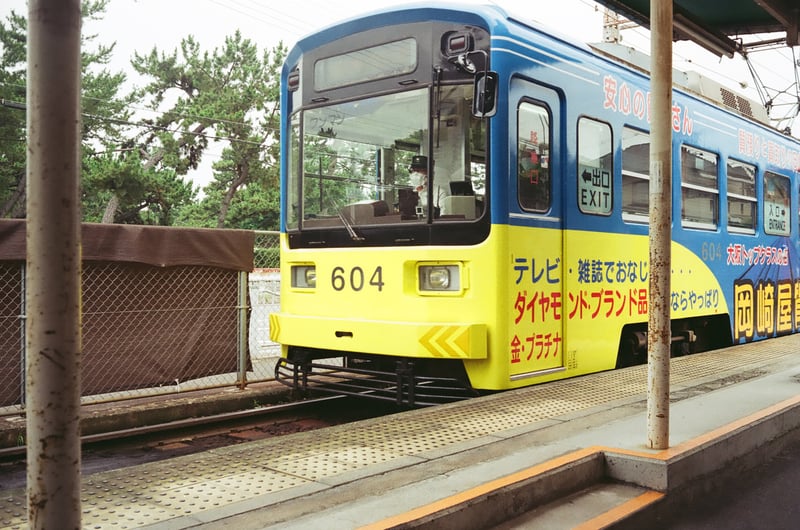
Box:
[3, 336, 800, 529]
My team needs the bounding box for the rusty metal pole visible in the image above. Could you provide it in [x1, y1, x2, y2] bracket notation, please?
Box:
[237, 270, 249, 389]
[26, 0, 83, 527]
[647, 0, 673, 450]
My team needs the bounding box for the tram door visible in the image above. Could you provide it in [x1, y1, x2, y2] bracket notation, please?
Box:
[507, 78, 565, 379]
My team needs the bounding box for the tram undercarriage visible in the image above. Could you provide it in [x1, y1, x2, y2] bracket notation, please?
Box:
[277, 315, 733, 407]
[616, 314, 732, 368]
[274, 347, 478, 407]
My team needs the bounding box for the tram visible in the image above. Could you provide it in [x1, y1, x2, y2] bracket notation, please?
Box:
[270, 3, 800, 406]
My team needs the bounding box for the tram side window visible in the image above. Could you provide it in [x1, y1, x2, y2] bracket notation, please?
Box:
[577, 118, 612, 215]
[517, 102, 550, 212]
[681, 145, 719, 230]
[726, 159, 756, 234]
[621, 127, 650, 222]
[764, 171, 790, 236]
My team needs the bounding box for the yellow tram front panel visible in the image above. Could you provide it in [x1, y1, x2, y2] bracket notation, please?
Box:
[272, 233, 500, 362]
[273, 314, 487, 360]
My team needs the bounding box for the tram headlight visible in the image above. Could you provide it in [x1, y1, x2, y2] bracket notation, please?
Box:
[419, 264, 460, 292]
[291, 265, 316, 288]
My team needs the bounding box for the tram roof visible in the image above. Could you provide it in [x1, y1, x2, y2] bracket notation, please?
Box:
[594, 0, 799, 56]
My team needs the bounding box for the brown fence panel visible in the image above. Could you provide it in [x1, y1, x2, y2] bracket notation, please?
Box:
[81, 263, 242, 395]
[0, 220, 256, 410]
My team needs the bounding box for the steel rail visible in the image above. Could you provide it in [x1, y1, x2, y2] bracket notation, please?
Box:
[0, 395, 343, 460]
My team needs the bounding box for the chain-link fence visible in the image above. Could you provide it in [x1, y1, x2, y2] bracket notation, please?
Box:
[0, 263, 24, 413]
[0, 229, 283, 416]
[253, 230, 280, 270]
[249, 230, 282, 383]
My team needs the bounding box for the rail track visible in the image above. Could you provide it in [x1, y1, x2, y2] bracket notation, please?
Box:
[0, 395, 397, 491]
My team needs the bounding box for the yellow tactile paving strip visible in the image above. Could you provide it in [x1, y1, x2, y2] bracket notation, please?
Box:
[1, 336, 797, 529]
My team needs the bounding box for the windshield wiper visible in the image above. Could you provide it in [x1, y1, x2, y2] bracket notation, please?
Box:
[433, 66, 443, 148]
[337, 211, 364, 241]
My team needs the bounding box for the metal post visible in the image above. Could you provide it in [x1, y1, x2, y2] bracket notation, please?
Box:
[19, 265, 26, 406]
[237, 270, 249, 389]
[26, 1, 82, 528]
[647, 0, 673, 450]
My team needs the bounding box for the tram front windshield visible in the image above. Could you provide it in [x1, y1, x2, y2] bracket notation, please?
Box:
[288, 84, 486, 233]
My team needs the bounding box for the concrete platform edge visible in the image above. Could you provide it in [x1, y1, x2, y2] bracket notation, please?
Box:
[0, 382, 293, 451]
[359, 449, 607, 530]
[606, 394, 800, 492]
[363, 395, 800, 529]
[611, 397, 800, 528]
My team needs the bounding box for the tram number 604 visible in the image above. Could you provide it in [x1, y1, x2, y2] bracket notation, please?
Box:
[701, 241, 722, 262]
[331, 266, 384, 292]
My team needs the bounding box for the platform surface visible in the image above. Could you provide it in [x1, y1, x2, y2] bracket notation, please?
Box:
[2, 336, 800, 529]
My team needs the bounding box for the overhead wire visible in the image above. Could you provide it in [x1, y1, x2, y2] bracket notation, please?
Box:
[610, 18, 799, 135]
[204, 0, 320, 41]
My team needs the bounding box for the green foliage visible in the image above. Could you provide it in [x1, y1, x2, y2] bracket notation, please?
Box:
[177, 178, 279, 230]
[131, 32, 286, 228]
[81, 150, 195, 224]
[0, 2, 285, 228]
[0, 8, 28, 217]
[0, 0, 138, 219]
[253, 246, 280, 269]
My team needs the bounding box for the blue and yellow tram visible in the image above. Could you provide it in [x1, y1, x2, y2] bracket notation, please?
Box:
[270, 3, 800, 406]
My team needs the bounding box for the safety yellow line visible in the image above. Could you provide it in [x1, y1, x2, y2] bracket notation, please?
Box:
[573, 490, 665, 530]
[358, 446, 602, 530]
[359, 394, 800, 529]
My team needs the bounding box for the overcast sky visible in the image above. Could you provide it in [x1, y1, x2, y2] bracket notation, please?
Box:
[2, 0, 796, 186]
[0, 0, 761, 83]
[2, 0, 792, 126]
[1, 0, 604, 69]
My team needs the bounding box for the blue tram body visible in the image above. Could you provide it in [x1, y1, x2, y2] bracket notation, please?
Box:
[271, 3, 800, 406]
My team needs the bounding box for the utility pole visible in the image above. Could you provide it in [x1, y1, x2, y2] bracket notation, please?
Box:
[647, 0, 673, 450]
[603, 8, 622, 43]
[26, 0, 83, 527]
[602, 8, 638, 44]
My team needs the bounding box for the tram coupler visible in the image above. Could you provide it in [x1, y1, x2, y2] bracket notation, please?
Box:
[396, 360, 415, 407]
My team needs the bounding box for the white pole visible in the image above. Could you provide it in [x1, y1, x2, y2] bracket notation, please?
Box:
[647, 0, 673, 450]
